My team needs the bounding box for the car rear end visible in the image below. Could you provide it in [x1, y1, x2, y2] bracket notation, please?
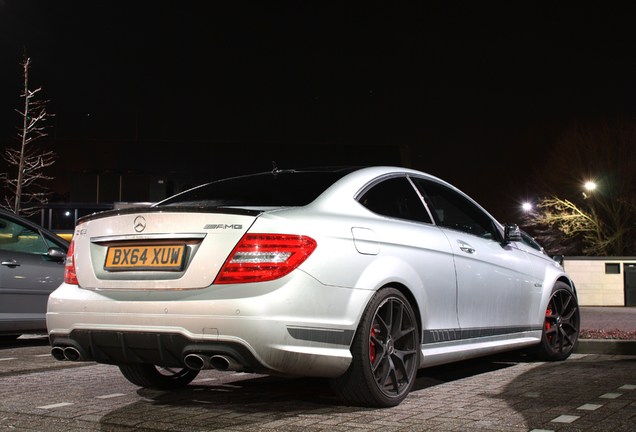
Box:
[46, 168, 371, 377]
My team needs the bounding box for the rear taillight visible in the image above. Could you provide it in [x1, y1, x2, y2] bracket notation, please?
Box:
[64, 240, 78, 285]
[214, 234, 317, 284]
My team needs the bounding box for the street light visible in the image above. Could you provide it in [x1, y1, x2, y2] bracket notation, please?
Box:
[521, 202, 533, 212]
[582, 180, 597, 199]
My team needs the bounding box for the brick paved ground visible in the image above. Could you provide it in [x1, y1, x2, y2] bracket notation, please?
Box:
[1, 307, 634, 431]
[0, 351, 634, 431]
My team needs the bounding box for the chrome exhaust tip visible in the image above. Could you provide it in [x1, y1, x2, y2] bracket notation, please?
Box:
[183, 353, 211, 370]
[63, 346, 82, 361]
[51, 346, 66, 361]
[210, 355, 244, 371]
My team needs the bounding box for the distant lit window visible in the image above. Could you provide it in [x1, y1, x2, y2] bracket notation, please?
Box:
[605, 263, 620, 274]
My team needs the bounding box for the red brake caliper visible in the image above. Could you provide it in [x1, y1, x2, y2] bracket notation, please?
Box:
[370, 326, 377, 364]
[545, 308, 553, 342]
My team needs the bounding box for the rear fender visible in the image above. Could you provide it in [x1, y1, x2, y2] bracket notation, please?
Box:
[351, 256, 428, 330]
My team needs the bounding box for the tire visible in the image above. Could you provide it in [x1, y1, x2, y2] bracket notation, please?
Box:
[331, 287, 420, 407]
[118, 364, 200, 390]
[533, 281, 580, 361]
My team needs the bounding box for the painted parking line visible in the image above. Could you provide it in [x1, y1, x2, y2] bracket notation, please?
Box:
[550, 414, 580, 423]
[577, 403, 603, 411]
[0, 357, 17, 361]
[529, 382, 635, 432]
[599, 392, 622, 399]
[95, 393, 127, 399]
[36, 393, 129, 409]
[37, 402, 74, 409]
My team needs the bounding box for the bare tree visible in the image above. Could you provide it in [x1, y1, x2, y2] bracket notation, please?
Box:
[1, 53, 56, 216]
[525, 196, 627, 256]
[524, 118, 636, 256]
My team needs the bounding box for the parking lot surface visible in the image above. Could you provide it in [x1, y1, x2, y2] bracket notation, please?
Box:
[0, 337, 634, 431]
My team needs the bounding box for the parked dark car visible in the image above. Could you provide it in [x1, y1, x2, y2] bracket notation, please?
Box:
[0, 208, 69, 339]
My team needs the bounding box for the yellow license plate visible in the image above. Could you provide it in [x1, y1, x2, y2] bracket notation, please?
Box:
[104, 244, 186, 271]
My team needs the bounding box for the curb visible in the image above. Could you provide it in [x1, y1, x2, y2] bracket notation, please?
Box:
[575, 339, 636, 355]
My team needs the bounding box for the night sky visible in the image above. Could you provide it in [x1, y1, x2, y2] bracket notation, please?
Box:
[1, 1, 635, 222]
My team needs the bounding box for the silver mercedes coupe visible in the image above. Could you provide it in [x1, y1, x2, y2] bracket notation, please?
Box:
[46, 166, 580, 407]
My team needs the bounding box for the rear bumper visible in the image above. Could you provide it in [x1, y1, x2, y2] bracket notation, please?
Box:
[46, 276, 372, 377]
[48, 329, 265, 372]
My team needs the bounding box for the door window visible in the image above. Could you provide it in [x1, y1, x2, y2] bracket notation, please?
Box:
[0, 216, 49, 255]
[411, 178, 500, 241]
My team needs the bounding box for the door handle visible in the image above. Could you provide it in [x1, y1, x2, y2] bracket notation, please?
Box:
[1, 259, 20, 267]
[457, 240, 475, 254]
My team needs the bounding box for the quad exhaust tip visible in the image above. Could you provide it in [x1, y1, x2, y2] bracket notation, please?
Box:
[51, 346, 66, 361]
[50, 346, 83, 362]
[210, 354, 243, 371]
[52, 346, 244, 371]
[183, 353, 244, 371]
[183, 353, 210, 370]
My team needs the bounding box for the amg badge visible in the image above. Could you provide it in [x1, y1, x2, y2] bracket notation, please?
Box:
[204, 224, 243, 229]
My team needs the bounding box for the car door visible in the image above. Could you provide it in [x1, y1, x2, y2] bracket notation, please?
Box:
[412, 177, 543, 332]
[0, 213, 67, 334]
[357, 175, 459, 334]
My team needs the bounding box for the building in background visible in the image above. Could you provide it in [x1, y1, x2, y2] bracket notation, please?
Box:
[564, 257, 636, 306]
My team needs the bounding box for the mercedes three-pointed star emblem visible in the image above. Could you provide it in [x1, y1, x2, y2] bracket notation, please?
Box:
[134, 215, 146, 232]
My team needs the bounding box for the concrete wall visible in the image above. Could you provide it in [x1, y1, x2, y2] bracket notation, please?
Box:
[563, 257, 635, 306]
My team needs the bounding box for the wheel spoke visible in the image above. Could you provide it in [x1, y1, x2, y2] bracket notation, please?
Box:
[562, 306, 578, 324]
[390, 300, 404, 338]
[559, 328, 575, 347]
[394, 322, 418, 342]
[375, 314, 390, 337]
[562, 321, 577, 333]
[556, 297, 563, 309]
[378, 357, 397, 391]
[393, 348, 417, 380]
[384, 300, 395, 330]
[370, 343, 387, 372]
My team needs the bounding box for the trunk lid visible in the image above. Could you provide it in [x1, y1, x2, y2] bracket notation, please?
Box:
[71, 208, 259, 290]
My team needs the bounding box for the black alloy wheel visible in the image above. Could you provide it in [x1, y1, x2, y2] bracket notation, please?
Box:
[536, 281, 580, 361]
[331, 287, 420, 407]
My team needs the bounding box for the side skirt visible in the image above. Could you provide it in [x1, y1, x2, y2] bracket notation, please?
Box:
[419, 330, 542, 368]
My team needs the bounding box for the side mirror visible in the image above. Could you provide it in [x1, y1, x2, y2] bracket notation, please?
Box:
[552, 255, 564, 266]
[47, 247, 67, 262]
[503, 224, 522, 243]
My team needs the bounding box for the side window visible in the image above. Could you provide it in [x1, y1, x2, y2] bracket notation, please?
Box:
[412, 178, 499, 240]
[521, 231, 544, 252]
[358, 177, 432, 223]
[0, 216, 49, 254]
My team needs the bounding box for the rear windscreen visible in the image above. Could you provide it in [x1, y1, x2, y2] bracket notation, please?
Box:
[156, 169, 356, 208]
